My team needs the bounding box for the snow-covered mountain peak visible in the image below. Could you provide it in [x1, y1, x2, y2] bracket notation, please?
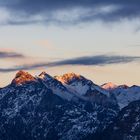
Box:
[110, 84, 140, 109]
[55, 73, 111, 99]
[38, 71, 74, 101]
[38, 71, 53, 80]
[117, 84, 129, 89]
[130, 85, 140, 89]
[11, 70, 36, 85]
[55, 72, 82, 84]
[101, 82, 118, 90]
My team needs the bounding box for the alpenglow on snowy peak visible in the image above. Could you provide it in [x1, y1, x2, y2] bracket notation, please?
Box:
[101, 82, 118, 90]
[0, 70, 140, 140]
[11, 70, 36, 85]
[55, 72, 83, 84]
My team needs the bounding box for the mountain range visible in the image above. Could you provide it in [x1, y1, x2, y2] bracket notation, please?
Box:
[0, 70, 139, 140]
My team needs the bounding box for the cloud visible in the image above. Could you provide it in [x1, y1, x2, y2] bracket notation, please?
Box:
[0, 0, 140, 25]
[0, 54, 140, 72]
[0, 51, 24, 58]
[50, 55, 140, 66]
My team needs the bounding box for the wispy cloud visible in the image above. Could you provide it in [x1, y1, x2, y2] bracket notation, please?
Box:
[0, 0, 140, 25]
[0, 51, 24, 58]
[0, 54, 140, 73]
[50, 55, 140, 66]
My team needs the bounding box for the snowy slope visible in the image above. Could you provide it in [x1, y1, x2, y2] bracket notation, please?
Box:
[55, 73, 110, 97]
[0, 71, 119, 140]
[0, 70, 139, 140]
[101, 82, 118, 90]
[38, 72, 76, 101]
[105, 84, 140, 109]
[55, 73, 118, 108]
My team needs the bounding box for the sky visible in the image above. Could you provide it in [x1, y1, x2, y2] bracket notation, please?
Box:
[0, 0, 140, 87]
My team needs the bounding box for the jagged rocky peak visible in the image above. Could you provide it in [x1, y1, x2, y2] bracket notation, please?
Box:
[38, 71, 53, 80]
[118, 84, 129, 89]
[130, 85, 140, 88]
[101, 82, 118, 90]
[11, 70, 36, 85]
[55, 72, 82, 84]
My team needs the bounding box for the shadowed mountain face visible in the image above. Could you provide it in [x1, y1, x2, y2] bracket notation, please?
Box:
[102, 100, 140, 140]
[0, 71, 139, 140]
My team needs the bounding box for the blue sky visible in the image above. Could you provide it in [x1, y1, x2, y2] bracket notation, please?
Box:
[0, 0, 140, 86]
